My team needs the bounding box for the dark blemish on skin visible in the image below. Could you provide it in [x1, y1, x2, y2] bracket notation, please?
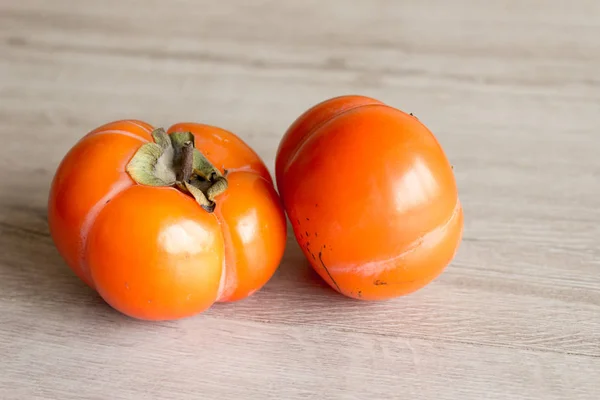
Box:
[306, 217, 310, 221]
[358, 290, 363, 298]
[311, 253, 316, 260]
[105, 199, 111, 204]
[305, 231, 309, 237]
[319, 251, 342, 294]
[374, 280, 387, 286]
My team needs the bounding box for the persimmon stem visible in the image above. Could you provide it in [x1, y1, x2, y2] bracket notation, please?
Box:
[126, 129, 229, 213]
[177, 141, 194, 183]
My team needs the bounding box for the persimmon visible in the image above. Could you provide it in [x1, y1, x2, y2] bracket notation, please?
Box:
[276, 95, 463, 300]
[48, 120, 286, 320]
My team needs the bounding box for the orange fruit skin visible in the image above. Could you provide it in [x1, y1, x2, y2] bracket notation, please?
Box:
[48, 120, 286, 320]
[276, 96, 463, 300]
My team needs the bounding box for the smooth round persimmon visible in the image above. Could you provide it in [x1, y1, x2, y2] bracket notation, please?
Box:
[276, 95, 463, 300]
[48, 120, 286, 320]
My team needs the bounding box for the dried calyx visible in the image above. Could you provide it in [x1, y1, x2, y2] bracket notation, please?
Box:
[126, 128, 227, 212]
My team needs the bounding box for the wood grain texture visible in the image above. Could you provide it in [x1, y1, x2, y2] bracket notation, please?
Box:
[1, 0, 599, 399]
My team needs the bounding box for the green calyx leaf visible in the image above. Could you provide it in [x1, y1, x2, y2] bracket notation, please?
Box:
[184, 181, 215, 212]
[125, 128, 228, 212]
[126, 142, 176, 186]
[169, 131, 194, 149]
[206, 176, 228, 202]
[152, 128, 172, 150]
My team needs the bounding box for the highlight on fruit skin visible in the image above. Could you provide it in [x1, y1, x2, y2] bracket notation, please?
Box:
[275, 95, 463, 300]
[48, 120, 287, 320]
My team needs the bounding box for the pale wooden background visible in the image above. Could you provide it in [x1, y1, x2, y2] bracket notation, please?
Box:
[1, 0, 599, 399]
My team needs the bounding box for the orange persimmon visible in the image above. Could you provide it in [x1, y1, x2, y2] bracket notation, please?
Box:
[48, 120, 286, 320]
[276, 95, 463, 300]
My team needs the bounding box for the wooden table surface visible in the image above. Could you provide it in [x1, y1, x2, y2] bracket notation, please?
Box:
[1, 1, 599, 399]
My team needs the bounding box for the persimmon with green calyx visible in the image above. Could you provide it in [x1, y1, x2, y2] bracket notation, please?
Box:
[276, 95, 463, 301]
[48, 120, 287, 320]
